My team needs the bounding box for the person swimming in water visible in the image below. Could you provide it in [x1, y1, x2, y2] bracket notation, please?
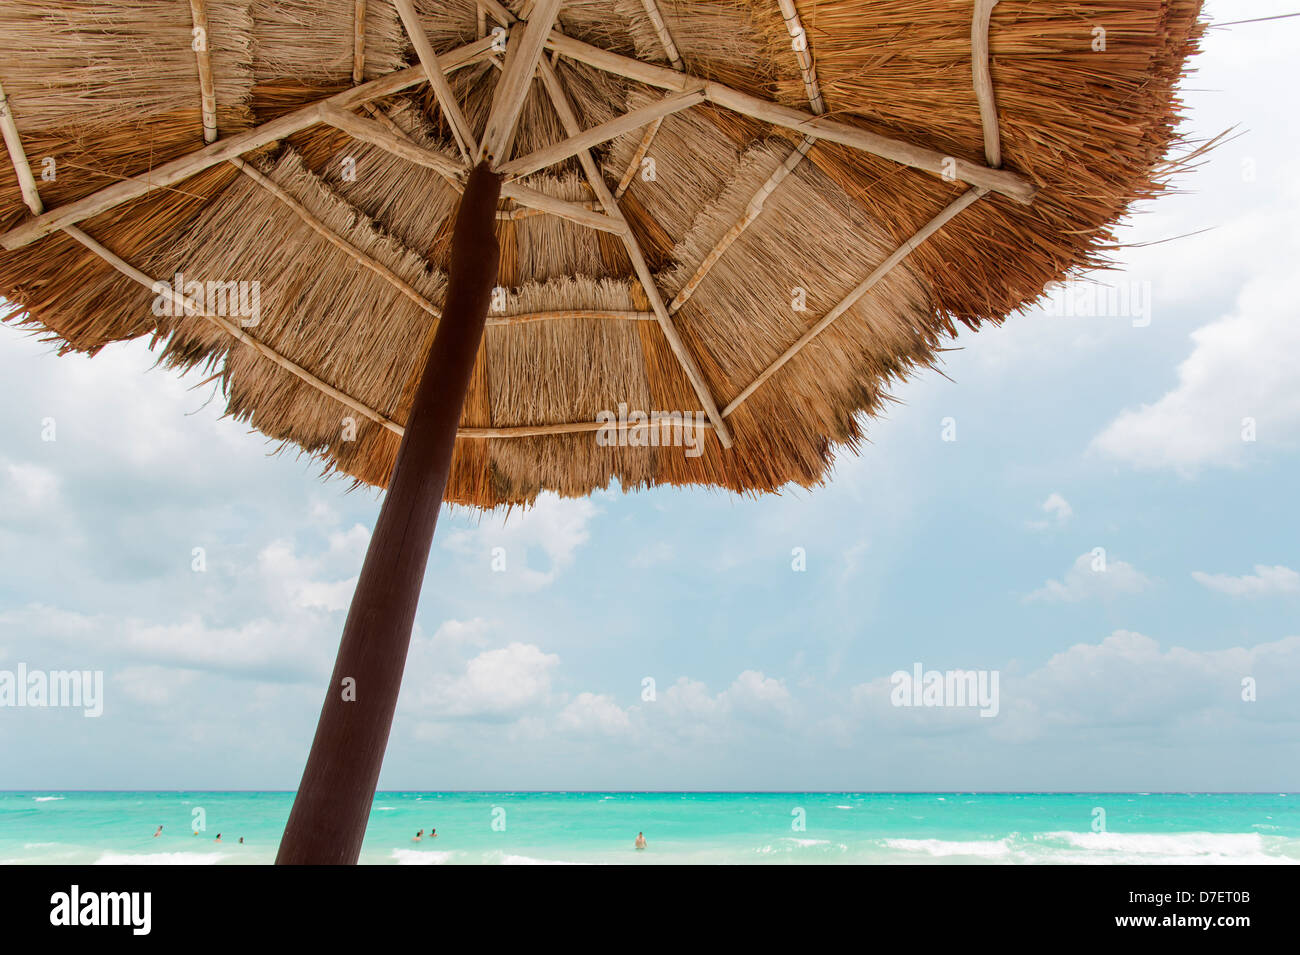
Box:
[214, 833, 221, 842]
[412, 829, 424, 842]
[429, 827, 437, 838]
[153, 825, 163, 838]
[635, 832, 647, 850]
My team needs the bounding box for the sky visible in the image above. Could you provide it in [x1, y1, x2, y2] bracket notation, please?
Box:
[1, 1, 1297, 792]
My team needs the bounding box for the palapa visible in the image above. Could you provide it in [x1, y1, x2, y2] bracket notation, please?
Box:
[0, 0, 1205, 863]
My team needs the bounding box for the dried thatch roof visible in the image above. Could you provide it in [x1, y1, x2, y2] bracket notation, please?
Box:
[0, 0, 1204, 506]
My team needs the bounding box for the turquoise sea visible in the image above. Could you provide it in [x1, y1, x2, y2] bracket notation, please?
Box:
[2, 792, 1296, 865]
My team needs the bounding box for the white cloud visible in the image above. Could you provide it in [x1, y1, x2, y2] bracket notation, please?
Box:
[442, 493, 597, 591]
[415, 642, 559, 718]
[1192, 564, 1299, 597]
[1026, 551, 1152, 602]
[556, 692, 631, 736]
[1028, 493, 1072, 530]
[850, 630, 1300, 742]
[1091, 270, 1300, 471]
[3, 461, 60, 508]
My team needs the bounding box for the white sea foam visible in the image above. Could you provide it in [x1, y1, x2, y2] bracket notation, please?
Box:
[882, 837, 1013, 859]
[391, 848, 454, 865]
[95, 851, 225, 865]
[1037, 830, 1292, 864]
[499, 853, 583, 865]
[33, 796, 64, 802]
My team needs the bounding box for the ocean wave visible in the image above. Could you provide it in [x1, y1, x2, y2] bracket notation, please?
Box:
[33, 796, 64, 802]
[390, 848, 455, 865]
[882, 837, 1013, 859]
[1035, 830, 1294, 864]
[94, 851, 226, 865]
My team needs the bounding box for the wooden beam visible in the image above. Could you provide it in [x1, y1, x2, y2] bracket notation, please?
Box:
[972, 0, 1002, 168]
[543, 31, 1037, 204]
[392, 0, 478, 162]
[319, 103, 465, 183]
[487, 309, 655, 325]
[0, 36, 497, 251]
[189, 0, 218, 143]
[499, 87, 705, 179]
[670, 136, 814, 314]
[352, 0, 367, 84]
[499, 180, 629, 234]
[479, 0, 563, 164]
[477, 0, 517, 27]
[638, 0, 684, 70]
[722, 187, 988, 417]
[460, 417, 711, 438]
[536, 58, 734, 448]
[0, 79, 43, 215]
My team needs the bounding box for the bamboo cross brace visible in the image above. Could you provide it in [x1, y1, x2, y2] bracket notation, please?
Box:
[972, 0, 1003, 168]
[614, 117, 663, 199]
[536, 57, 734, 449]
[353, 0, 367, 85]
[392, 0, 478, 162]
[543, 31, 1036, 204]
[639, 0, 685, 70]
[0, 34, 499, 250]
[670, 136, 815, 315]
[777, 0, 825, 115]
[189, 0, 218, 143]
[480, 0, 563, 165]
[722, 187, 988, 418]
[499, 87, 706, 179]
[0, 78, 43, 215]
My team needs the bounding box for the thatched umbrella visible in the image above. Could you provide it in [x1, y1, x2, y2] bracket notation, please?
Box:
[0, 0, 1203, 863]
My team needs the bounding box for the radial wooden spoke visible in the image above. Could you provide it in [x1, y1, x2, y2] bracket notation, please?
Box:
[499, 87, 705, 179]
[392, 0, 478, 162]
[480, 0, 563, 165]
[319, 103, 466, 183]
[543, 31, 1037, 203]
[723, 187, 988, 417]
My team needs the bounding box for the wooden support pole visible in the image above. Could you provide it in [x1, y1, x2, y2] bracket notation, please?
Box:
[319, 103, 466, 183]
[189, 0, 219, 143]
[276, 162, 503, 866]
[0, 35, 497, 250]
[722, 187, 987, 417]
